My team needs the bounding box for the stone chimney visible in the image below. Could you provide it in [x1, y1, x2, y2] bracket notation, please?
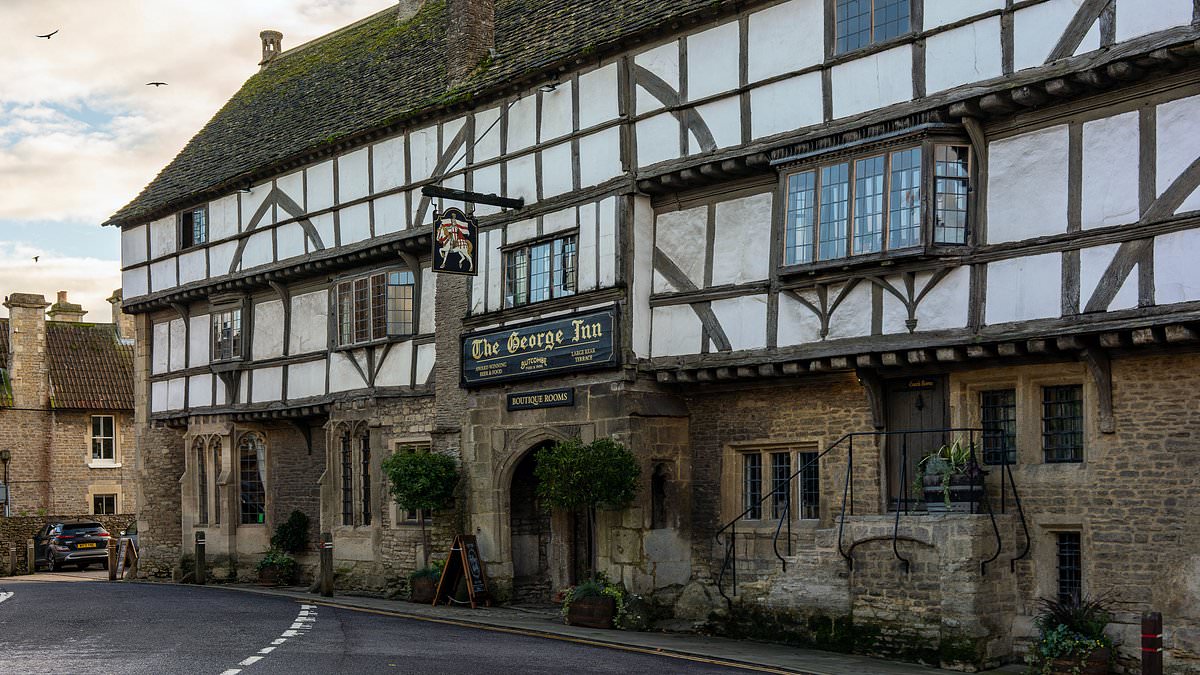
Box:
[107, 289, 135, 343]
[4, 293, 50, 408]
[259, 30, 283, 69]
[446, 0, 494, 85]
[46, 291, 87, 323]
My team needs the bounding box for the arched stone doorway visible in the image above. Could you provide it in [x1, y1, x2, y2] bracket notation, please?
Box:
[509, 444, 554, 602]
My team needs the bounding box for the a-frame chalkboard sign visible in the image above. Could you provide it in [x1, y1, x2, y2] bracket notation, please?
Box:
[432, 534, 490, 608]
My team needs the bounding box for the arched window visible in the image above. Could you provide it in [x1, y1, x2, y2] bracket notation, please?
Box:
[238, 433, 266, 525]
[194, 439, 209, 525]
[212, 439, 223, 525]
[340, 431, 353, 526]
[360, 434, 372, 526]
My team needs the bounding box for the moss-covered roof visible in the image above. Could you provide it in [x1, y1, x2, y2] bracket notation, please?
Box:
[106, 0, 748, 227]
[0, 319, 10, 407]
[46, 322, 134, 411]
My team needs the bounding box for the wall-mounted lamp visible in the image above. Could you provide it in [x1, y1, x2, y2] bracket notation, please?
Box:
[0, 448, 11, 517]
[539, 82, 559, 93]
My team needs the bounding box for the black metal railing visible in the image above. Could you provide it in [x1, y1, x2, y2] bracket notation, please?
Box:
[714, 427, 1030, 605]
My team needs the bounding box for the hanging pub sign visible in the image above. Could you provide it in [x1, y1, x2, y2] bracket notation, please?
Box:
[431, 207, 479, 276]
[461, 309, 618, 386]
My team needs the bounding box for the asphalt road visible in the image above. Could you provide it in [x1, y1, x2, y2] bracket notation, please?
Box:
[0, 573, 751, 674]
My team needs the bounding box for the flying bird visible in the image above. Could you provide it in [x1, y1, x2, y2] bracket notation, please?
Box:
[36, 30, 59, 39]
[32, 256, 39, 263]
[146, 82, 168, 87]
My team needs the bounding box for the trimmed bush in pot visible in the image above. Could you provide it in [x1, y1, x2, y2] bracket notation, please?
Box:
[1027, 595, 1115, 675]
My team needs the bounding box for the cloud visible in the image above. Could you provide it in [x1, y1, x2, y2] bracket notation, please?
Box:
[0, 0, 398, 225]
[0, 242, 120, 321]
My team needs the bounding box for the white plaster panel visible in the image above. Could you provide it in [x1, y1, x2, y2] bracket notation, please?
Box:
[914, 268, 970, 331]
[339, 203, 371, 245]
[578, 202, 598, 292]
[210, 195, 239, 240]
[579, 127, 623, 188]
[420, 267, 435, 333]
[337, 148, 370, 203]
[1115, 0, 1192, 42]
[242, 181, 274, 227]
[507, 96, 538, 153]
[485, 229, 503, 312]
[925, 18, 1003, 93]
[122, 267, 149, 299]
[208, 241, 237, 276]
[1156, 94, 1200, 214]
[598, 197, 617, 288]
[747, 0, 824, 83]
[750, 72, 823, 140]
[541, 81, 573, 142]
[687, 22, 740, 101]
[632, 197, 654, 357]
[151, 380, 168, 413]
[635, 41, 679, 115]
[578, 64, 620, 129]
[541, 142, 574, 199]
[1075, 20, 1101, 56]
[1155, 228, 1200, 304]
[121, 225, 148, 265]
[653, 206, 707, 292]
[178, 249, 206, 285]
[881, 284, 910, 335]
[188, 374, 213, 408]
[710, 295, 768, 351]
[311, 213, 335, 252]
[329, 351, 367, 393]
[374, 341, 412, 388]
[306, 161, 335, 212]
[637, 113, 682, 167]
[443, 117, 467, 160]
[290, 290, 328, 355]
[473, 107, 503, 162]
[776, 291, 824, 347]
[277, 170, 304, 207]
[167, 377, 186, 410]
[287, 360, 326, 400]
[1082, 111, 1140, 230]
[188, 314, 210, 368]
[471, 163, 502, 217]
[825, 283, 872, 340]
[543, 207, 576, 235]
[712, 193, 772, 286]
[252, 299, 285, 361]
[276, 222, 305, 261]
[250, 366, 283, 404]
[831, 45, 913, 119]
[924, 0, 1004, 28]
[470, 248, 487, 315]
[987, 125, 1070, 242]
[151, 258, 177, 292]
[152, 322, 169, 375]
[373, 136, 407, 192]
[1013, 0, 1080, 71]
[506, 153, 537, 203]
[651, 305, 703, 357]
[409, 126, 438, 183]
[1080, 243, 1138, 312]
[415, 343, 435, 385]
[240, 230, 274, 270]
[508, 219, 537, 244]
[374, 193, 407, 236]
[149, 216, 175, 259]
[693, 97, 742, 152]
[985, 253, 1063, 324]
[214, 375, 227, 407]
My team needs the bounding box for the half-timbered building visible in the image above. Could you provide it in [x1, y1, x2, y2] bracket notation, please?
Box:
[110, 0, 1200, 669]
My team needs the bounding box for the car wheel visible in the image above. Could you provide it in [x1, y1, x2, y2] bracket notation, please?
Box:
[50, 557, 62, 572]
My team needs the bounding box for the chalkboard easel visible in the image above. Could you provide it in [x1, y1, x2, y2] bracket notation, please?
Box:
[432, 535, 490, 608]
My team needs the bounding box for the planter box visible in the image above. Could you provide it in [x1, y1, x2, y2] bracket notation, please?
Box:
[1046, 647, 1111, 675]
[410, 576, 437, 604]
[566, 595, 616, 629]
[923, 473, 984, 513]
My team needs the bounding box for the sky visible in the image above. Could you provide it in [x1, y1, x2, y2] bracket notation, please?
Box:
[0, 0, 398, 320]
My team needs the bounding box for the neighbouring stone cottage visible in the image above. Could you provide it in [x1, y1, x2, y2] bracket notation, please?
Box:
[108, 0, 1200, 671]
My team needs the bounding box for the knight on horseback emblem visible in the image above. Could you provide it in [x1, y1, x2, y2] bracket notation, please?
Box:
[432, 207, 478, 276]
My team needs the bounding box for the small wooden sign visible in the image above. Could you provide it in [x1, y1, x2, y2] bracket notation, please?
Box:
[507, 387, 575, 411]
[431, 207, 479, 276]
[116, 538, 131, 579]
[432, 534, 490, 609]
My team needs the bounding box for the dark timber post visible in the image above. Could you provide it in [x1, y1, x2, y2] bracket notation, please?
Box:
[1142, 612, 1163, 675]
[25, 539, 34, 575]
[319, 533, 333, 597]
[107, 540, 117, 581]
[6, 544, 16, 577]
[194, 531, 206, 585]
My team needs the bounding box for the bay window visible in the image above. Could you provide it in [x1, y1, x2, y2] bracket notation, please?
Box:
[335, 269, 416, 347]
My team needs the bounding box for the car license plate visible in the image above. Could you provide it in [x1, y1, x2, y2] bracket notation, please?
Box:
[76, 543, 96, 549]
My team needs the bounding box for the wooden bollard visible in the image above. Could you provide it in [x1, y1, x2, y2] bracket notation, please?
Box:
[6, 544, 16, 577]
[1142, 611, 1163, 675]
[319, 532, 333, 597]
[25, 539, 35, 575]
[107, 540, 118, 581]
[195, 531, 206, 585]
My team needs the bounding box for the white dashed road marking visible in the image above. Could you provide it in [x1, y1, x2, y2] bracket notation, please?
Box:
[0, 591, 13, 604]
[220, 604, 315, 673]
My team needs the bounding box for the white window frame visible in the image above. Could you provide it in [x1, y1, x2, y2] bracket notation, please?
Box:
[90, 415, 117, 467]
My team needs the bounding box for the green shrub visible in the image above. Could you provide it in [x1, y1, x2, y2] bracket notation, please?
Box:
[270, 510, 310, 553]
[255, 549, 297, 584]
[382, 449, 459, 568]
[534, 438, 639, 512]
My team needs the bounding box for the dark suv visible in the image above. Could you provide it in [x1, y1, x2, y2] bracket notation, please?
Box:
[35, 521, 112, 571]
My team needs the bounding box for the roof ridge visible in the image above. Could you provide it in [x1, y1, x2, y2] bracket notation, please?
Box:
[273, 2, 420, 64]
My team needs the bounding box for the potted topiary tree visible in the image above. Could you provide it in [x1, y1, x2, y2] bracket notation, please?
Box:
[256, 510, 309, 586]
[534, 437, 639, 628]
[1028, 594, 1115, 675]
[381, 448, 459, 603]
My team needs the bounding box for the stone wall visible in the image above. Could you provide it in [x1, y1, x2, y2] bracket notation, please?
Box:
[47, 411, 138, 514]
[0, 513, 135, 574]
[0, 409, 51, 513]
[135, 423, 185, 578]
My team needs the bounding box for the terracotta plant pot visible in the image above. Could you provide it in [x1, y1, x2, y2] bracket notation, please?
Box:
[566, 595, 616, 629]
[410, 576, 437, 604]
[1047, 647, 1111, 675]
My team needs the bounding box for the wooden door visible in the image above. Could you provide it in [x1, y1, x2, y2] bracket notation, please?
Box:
[885, 376, 948, 510]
